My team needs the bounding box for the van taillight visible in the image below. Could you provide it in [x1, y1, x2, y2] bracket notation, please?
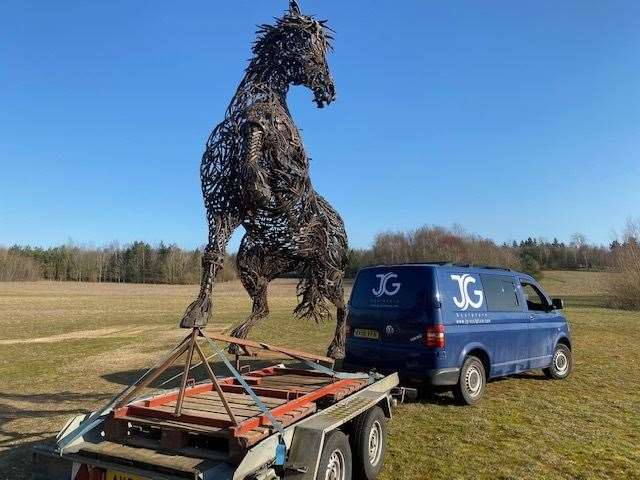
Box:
[425, 324, 445, 349]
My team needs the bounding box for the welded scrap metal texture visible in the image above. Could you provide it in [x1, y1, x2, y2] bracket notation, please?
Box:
[180, 1, 349, 359]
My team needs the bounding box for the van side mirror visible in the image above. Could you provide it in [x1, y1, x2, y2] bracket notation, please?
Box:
[551, 298, 564, 310]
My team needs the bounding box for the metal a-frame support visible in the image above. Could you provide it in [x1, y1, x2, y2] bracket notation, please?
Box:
[113, 327, 239, 425]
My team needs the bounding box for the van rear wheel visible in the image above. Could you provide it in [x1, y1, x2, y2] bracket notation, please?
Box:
[543, 344, 572, 379]
[453, 356, 486, 406]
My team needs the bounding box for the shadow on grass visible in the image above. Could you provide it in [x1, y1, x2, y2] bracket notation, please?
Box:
[509, 371, 548, 381]
[0, 437, 56, 480]
[414, 388, 457, 406]
[0, 391, 113, 480]
[408, 370, 552, 406]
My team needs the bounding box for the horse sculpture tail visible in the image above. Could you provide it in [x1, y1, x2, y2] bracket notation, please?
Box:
[294, 265, 333, 323]
[293, 198, 348, 323]
[293, 214, 331, 322]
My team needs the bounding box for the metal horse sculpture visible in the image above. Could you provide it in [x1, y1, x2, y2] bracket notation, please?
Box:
[181, 1, 349, 358]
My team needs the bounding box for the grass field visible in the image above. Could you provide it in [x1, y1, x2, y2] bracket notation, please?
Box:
[1, 271, 639, 479]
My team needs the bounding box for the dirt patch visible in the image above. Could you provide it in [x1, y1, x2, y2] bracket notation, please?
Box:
[0, 324, 232, 346]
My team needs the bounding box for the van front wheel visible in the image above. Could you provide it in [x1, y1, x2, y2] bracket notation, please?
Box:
[453, 356, 486, 406]
[543, 344, 572, 379]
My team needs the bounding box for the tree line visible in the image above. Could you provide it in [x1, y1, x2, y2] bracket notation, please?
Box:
[0, 242, 236, 284]
[345, 226, 614, 278]
[0, 225, 620, 284]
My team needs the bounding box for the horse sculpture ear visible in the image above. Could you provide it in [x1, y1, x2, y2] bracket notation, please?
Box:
[289, 0, 302, 15]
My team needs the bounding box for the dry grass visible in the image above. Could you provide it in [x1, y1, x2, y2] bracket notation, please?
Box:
[538, 270, 616, 308]
[538, 270, 614, 297]
[0, 274, 639, 479]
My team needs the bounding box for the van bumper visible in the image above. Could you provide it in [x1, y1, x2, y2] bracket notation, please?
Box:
[424, 367, 460, 386]
[342, 362, 460, 387]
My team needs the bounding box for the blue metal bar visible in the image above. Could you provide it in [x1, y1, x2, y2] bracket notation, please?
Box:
[201, 333, 286, 437]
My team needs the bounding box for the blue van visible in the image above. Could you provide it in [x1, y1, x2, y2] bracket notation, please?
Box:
[343, 263, 572, 405]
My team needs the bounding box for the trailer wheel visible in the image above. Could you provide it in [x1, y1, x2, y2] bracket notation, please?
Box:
[350, 406, 387, 480]
[317, 430, 352, 480]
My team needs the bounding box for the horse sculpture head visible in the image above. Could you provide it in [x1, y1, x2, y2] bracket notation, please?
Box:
[251, 0, 336, 108]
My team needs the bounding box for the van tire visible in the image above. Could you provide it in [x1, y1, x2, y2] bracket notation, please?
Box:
[316, 430, 352, 480]
[453, 356, 486, 406]
[351, 406, 387, 480]
[543, 344, 572, 379]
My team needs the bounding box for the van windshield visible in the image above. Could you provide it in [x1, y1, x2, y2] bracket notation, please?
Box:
[350, 267, 428, 309]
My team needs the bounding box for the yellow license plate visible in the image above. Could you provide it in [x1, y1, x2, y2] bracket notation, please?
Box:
[106, 471, 149, 480]
[353, 328, 380, 340]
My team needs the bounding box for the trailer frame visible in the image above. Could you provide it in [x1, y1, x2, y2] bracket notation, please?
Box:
[33, 331, 401, 480]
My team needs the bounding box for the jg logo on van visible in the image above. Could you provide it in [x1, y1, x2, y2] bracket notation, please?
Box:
[372, 273, 401, 297]
[451, 274, 484, 310]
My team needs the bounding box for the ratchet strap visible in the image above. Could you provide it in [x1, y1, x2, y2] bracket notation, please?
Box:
[259, 342, 370, 381]
[202, 334, 286, 438]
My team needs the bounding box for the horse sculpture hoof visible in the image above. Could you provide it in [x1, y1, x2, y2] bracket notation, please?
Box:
[227, 327, 247, 355]
[180, 296, 212, 328]
[327, 342, 345, 360]
[227, 342, 242, 355]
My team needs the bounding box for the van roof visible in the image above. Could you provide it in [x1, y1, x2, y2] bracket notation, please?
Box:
[360, 262, 517, 274]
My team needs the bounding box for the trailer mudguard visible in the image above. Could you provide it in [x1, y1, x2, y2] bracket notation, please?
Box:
[282, 373, 398, 480]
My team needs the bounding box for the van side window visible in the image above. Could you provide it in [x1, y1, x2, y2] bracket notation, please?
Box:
[481, 275, 520, 311]
[520, 282, 549, 312]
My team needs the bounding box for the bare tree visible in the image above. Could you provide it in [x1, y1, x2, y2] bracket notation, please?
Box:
[0, 248, 41, 281]
[608, 219, 640, 310]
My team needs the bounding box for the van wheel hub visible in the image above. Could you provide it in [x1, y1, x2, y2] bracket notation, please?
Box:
[554, 350, 568, 374]
[465, 365, 482, 396]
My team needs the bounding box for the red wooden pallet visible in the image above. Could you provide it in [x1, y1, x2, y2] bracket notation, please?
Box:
[107, 366, 367, 451]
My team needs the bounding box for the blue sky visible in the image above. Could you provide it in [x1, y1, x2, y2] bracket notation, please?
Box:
[1, 1, 638, 251]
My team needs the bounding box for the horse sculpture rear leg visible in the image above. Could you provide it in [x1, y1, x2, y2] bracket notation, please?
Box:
[229, 278, 269, 342]
[229, 237, 296, 351]
[181, 214, 238, 328]
[326, 280, 347, 360]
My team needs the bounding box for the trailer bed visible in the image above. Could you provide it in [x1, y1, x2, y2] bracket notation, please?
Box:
[34, 369, 399, 480]
[103, 366, 368, 459]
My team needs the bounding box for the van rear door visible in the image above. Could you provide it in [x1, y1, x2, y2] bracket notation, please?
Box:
[346, 266, 433, 372]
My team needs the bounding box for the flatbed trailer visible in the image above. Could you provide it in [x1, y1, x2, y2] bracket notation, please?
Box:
[33, 330, 402, 480]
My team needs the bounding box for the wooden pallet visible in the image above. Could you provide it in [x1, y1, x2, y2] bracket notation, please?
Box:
[106, 366, 368, 459]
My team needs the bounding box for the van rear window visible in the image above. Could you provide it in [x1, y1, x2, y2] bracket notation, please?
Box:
[350, 268, 427, 309]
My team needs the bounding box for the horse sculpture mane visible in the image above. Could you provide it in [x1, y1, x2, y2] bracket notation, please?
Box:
[180, 1, 349, 358]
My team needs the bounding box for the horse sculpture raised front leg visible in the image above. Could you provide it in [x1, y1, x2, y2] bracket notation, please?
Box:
[180, 214, 238, 328]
